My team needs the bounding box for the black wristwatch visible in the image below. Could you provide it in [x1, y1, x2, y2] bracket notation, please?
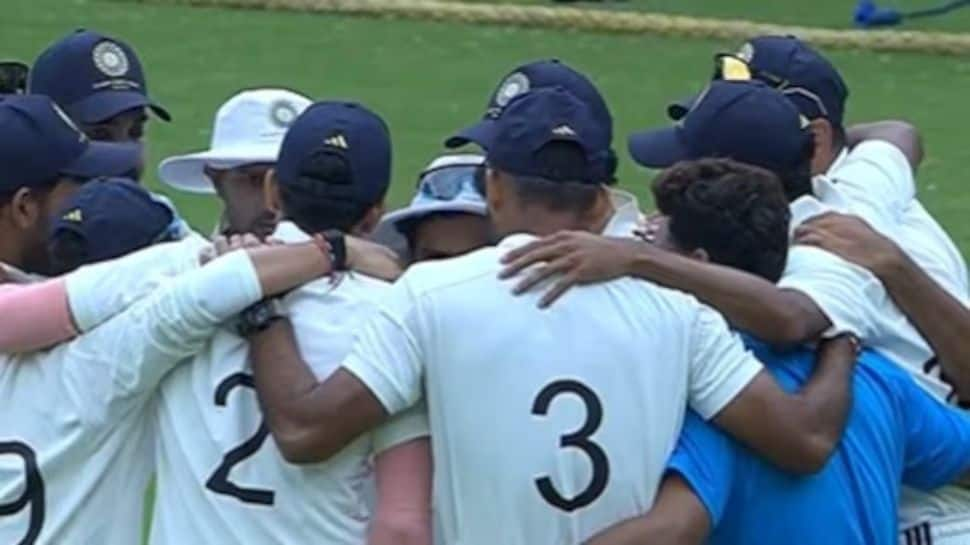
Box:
[322, 229, 348, 271]
[237, 298, 287, 337]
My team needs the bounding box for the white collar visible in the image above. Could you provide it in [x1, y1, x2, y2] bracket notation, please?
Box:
[271, 221, 313, 244]
[825, 148, 850, 176]
[602, 188, 645, 238]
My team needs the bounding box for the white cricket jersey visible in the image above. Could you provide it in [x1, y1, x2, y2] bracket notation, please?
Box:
[822, 142, 968, 302]
[820, 144, 970, 534]
[341, 233, 763, 545]
[149, 222, 428, 545]
[0, 251, 262, 545]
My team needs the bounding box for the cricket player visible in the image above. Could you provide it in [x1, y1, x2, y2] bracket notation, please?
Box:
[505, 80, 939, 393]
[445, 58, 643, 238]
[0, 95, 141, 278]
[580, 159, 970, 545]
[28, 29, 171, 143]
[0, 226, 343, 544]
[243, 88, 860, 545]
[372, 154, 492, 263]
[159, 88, 312, 238]
[148, 101, 431, 545]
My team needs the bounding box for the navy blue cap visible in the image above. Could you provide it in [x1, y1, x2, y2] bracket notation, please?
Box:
[668, 36, 848, 125]
[276, 101, 391, 205]
[0, 95, 143, 192]
[485, 87, 605, 184]
[446, 59, 613, 152]
[28, 29, 170, 125]
[49, 177, 178, 265]
[630, 80, 811, 172]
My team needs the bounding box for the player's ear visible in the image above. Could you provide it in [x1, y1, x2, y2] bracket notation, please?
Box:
[808, 118, 834, 175]
[484, 167, 505, 215]
[689, 247, 710, 263]
[263, 168, 282, 216]
[8, 187, 39, 230]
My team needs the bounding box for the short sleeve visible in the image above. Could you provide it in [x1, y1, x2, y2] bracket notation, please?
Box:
[666, 411, 738, 526]
[829, 141, 915, 222]
[900, 378, 970, 490]
[778, 245, 880, 340]
[341, 274, 426, 415]
[371, 401, 430, 454]
[687, 304, 763, 419]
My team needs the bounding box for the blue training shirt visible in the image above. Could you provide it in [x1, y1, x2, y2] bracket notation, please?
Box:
[668, 339, 970, 545]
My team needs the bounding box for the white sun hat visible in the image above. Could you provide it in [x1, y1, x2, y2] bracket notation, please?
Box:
[158, 88, 312, 194]
[373, 153, 487, 259]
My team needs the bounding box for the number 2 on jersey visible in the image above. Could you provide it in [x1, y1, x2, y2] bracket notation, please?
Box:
[532, 380, 610, 513]
[205, 373, 275, 506]
[0, 441, 44, 544]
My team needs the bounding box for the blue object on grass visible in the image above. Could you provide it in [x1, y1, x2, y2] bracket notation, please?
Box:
[855, 0, 970, 28]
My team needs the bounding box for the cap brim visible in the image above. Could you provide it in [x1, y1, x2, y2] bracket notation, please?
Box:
[70, 90, 171, 124]
[627, 127, 691, 169]
[444, 119, 499, 150]
[372, 201, 488, 261]
[666, 93, 700, 121]
[60, 140, 142, 180]
[158, 145, 280, 195]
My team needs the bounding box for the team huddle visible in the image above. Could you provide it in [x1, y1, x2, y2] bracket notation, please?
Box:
[1, 26, 970, 545]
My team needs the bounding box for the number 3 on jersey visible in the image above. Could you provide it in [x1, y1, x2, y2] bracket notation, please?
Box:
[205, 373, 275, 506]
[532, 379, 610, 513]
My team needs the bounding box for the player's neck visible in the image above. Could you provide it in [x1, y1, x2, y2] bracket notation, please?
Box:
[0, 235, 25, 271]
[499, 210, 601, 238]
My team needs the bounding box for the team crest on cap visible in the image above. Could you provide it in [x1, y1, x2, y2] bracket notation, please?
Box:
[737, 42, 755, 63]
[324, 133, 349, 150]
[92, 41, 129, 78]
[495, 72, 530, 108]
[269, 100, 298, 129]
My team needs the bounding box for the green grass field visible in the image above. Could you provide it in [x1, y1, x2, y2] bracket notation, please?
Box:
[2, 1, 969, 542]
[4, 0, 970, 252]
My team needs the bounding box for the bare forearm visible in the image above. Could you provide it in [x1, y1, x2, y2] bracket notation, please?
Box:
[247, 243, 332, 297]
[248, 319, 387, 463]
[714, 337, 856, 473]
[877, 253, 970, 398]
[627, 246, 825, 345]
[584, 475, 709, 545]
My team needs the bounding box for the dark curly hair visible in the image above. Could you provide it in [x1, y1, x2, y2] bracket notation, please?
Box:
[652, 158, 791, 282]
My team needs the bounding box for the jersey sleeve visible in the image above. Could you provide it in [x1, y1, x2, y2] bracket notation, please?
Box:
[829, 141, 915, 223]
[666, 411, 737, 527]
[0, 279, 77, 352]
[341, 274, 426, 415]
[371, 401, 430, 454]
[778, 245, 881, 340]
[687, 304, 764, 419]
[66, 249, 263, 399]
[64, 233, 208, 333]
[900, 377, 970, 490]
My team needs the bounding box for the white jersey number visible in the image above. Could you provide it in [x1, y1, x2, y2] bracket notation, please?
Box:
[531, 380, 610, 513]
[0, 440, 44, 544]
[205, 373, 275, 506]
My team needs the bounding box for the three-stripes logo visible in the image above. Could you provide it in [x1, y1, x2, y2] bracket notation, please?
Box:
[62, 209, 83, 223]
[324, 134, 349, 149]
[551, 125, 576, 137]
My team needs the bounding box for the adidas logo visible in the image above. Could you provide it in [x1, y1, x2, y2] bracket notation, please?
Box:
[551, 125, 576, 137]
[62, 209, 83, 223]
[324, 134, 349, 149]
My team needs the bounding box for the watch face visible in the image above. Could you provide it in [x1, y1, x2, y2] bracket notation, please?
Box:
[254, 304, 270, 323]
